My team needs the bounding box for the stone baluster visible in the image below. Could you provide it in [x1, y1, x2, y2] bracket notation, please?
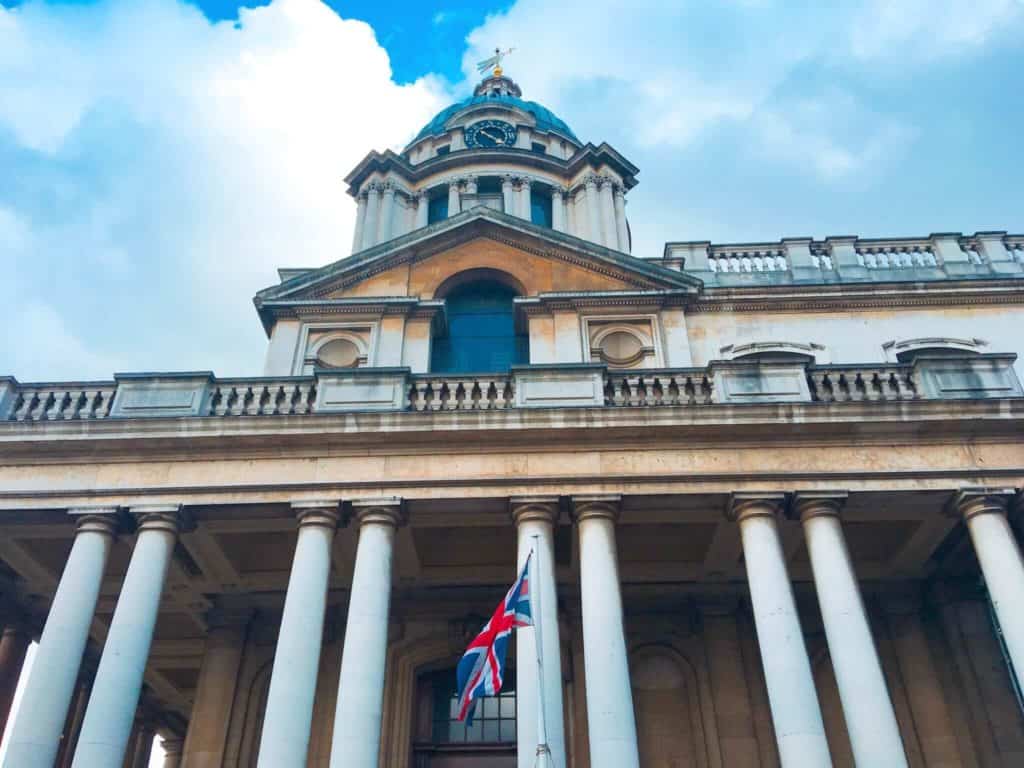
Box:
[328, 499, 405, 768]
[728, 494, 830, 767]
[256, 501, 339, 768]
[351, 193, 367, 253]
[72, 505, 187, 768]
[794, 492, 908, 766]
[950, 488, 1024, 688]
[571, 495, 640, 768]
[361, 184, 380, 251]
[2, 509, 119, 768]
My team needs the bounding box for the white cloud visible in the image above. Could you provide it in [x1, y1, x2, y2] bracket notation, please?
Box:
[0, 0, 450, 380]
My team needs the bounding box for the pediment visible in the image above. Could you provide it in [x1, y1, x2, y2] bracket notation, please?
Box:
[257, 207, 701, 308]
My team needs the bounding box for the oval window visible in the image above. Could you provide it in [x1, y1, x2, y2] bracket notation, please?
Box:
[317, 338, 361, 369]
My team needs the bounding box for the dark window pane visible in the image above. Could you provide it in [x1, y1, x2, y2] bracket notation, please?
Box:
[483, 697, 499, 718]
[483, 720, 501, 742]
[465, 719, 482, 742]
[448, 719, 466, 742]
[431, 281, 529, 373]
[530, 190, 553, 228]
[500, 719, 517, 742]
[427, 195, 449, 224]
[500, 694, 515, 718]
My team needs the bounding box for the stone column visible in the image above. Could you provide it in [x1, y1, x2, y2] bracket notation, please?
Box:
[551, 188, 566, 232]
[0, 625, 31, 735]
[181, 605, 251, 768]
[511, 497, 567, 768]
[2, 509, 118, 768]
[361, 184, 380, 251]
[571, 495, 640, 768]
[414, 191, 429, 230]
[728, 493, 829, 767]
[795, 492, 908, 767]
[162, 738, 184, 768]
[351, 194, 367, 253]
[613, 186, 628, 252]
[953, 488, 1024, 687]
[584, 176, 602, 245]
[55, 667, 94, 768]
[502, 175, 516, 215]
[128, 720, 157, 768]
[519, 177, 532, 221]
[256, 501, 339, 768]
[447, 178, 461, 217]
[377, 183, 395, 243]
[598, 177, 616, 248]
[329, 498, 405, 768]
[71, 506, 184, 768]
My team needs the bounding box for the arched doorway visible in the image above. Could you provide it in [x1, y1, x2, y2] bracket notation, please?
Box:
[430, 279, 529, 373]
[631, 646, 707, 767]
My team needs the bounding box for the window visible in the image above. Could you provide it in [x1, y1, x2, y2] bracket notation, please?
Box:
[895, 347, 981, 363]
[431, 280, 529, 373]
[531, 142, 546, 154]
[316, 338, 361, 368]
[427, 668, 516, 744]
[427, 195, 449, 224]
[435, 144, 451, 156]
[530, 189, 552, 228]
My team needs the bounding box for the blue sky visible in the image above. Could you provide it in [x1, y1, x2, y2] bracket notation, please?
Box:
[1, 0, 1023, 381]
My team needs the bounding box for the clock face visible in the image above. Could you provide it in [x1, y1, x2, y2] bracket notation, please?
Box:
[464, 120, 517, 148]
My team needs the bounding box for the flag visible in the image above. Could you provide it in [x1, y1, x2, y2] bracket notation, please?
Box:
[455, 553, 532, 725]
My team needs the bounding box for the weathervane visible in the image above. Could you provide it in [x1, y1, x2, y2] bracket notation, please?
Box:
[477, 47, 515, 78]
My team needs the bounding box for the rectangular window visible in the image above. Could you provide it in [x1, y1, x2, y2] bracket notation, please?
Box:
[429, 669, 516, 744]
[530, 190, 553, 228]
[427, 195, 449, 224]
[435, 144, 451, 156]
[531, 142, 546, 154]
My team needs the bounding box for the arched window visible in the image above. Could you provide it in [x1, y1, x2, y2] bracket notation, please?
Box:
[431, 280, 529, 372]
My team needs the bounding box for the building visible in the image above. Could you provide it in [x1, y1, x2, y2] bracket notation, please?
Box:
[1, 67, 1024, 768]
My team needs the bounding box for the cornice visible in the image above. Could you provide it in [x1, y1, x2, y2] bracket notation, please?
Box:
[692, 279, 1024, 313]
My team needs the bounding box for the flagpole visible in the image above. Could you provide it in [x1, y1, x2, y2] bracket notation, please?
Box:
[530, 535, 551, 768]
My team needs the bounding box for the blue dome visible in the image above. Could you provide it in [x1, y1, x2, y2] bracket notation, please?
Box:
[409, 92, 580, 147]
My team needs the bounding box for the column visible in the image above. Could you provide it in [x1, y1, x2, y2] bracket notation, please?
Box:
[728, 493, 830, 767]
[953, 488, 1024, 686]
[71, 505, 184, 768]
[502, 175, 516, 216]
[328, 498, 404, 768]
[2, 509, 118, 768]
[571, 495, 639, 768]
[447, 178, 461, 217]
[0, 625, 31, 735]
[511, 498, 567, 768]
[181, 605, 251, 768]
[128, 719, 156, 768]
[414, 191, 429, 230]
[613, 186, 628, 252]
[256, 501, 339, 768]
[55, 667, 95, 768]
[377, 183, 395, 243]
[162, 739, 184, 768]
[795, 492, 908, 767]
[584, 176, 602, 245]
[351, 194, 367, 253]
[551, 188, 566, 232]
[361, 184, 380, 251]
[598, 177, 616, 248]
[519, 177, 532, 220]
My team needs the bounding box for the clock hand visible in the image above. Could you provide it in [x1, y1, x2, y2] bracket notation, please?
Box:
[479, 128, 505, 144]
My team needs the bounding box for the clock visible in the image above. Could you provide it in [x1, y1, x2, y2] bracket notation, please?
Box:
[464, 120, 517, 148]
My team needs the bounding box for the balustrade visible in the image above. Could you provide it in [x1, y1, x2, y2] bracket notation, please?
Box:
[709, 246, 788, 274]
[807, 365, 918, 402]
[207, 379, 316, 416]
[407, 375, 513, 411]
[604, 370, 713, 406]
[9, 384, 116, 421]
[856, 241, 938, 269]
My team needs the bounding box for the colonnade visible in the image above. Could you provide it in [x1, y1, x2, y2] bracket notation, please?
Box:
[1, 488, 1021, 768]
[351, 173, 630, 255]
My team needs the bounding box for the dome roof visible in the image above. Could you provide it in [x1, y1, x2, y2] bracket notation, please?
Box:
[408, 91, 580, 147]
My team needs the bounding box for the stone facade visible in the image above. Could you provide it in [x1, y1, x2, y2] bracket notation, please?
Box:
[1, 71, 1023, 768]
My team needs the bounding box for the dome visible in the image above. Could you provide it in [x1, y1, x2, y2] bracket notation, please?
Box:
[408, 88, 580, 148]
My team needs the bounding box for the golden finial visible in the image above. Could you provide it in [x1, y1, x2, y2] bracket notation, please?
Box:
[476, 47, 515, 79]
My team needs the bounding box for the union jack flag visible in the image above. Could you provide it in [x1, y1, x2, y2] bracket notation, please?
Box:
[455, 553, 533, 725]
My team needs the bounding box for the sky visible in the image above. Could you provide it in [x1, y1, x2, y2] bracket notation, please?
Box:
[1, 0, 1023, 382]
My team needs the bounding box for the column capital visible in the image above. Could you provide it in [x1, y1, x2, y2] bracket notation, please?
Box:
[130, 504, 191, 534]
[946, 487, 1016, 521]
[571, 494, 621, 524]
[510, 496, 560, 526]
[350, 497, 406, 527]
[791, 491, 848, 522]
[68, 506, 122, 537]
[726, 492, 786, 522]
[291, 499, 341, 529]
[551, 186, 565, 200]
